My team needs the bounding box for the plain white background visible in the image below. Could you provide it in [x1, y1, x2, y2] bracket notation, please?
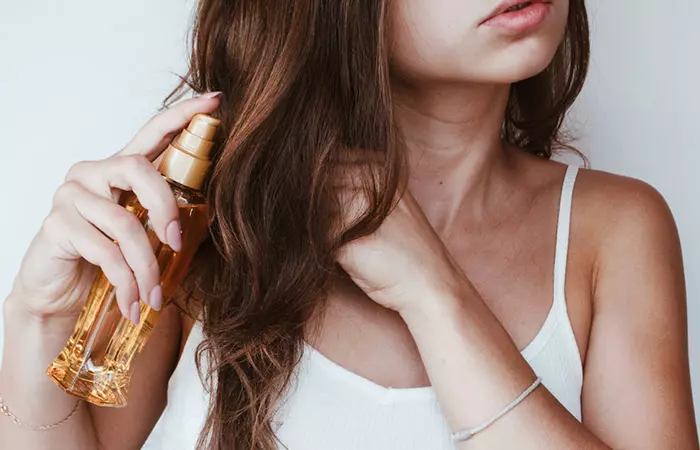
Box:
[1, 0, 698, 430]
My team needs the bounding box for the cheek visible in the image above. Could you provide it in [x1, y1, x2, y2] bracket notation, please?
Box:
[390, 0, 483, 81]
[390, 0, 570, 84]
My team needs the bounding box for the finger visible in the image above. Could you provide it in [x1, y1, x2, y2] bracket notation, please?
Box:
[68, 183, 163, 311]
[65, 156, 181, 251]
[118, 92, 222, 160]
[52, 209, 140, 323]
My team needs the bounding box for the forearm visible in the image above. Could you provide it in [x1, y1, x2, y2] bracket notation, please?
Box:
[400, 282, 610, 449]
[1, 291, 97, 449]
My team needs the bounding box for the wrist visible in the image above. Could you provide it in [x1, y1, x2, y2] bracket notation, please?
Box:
[398, 278, 474, 331]
[3, 290, 77, 334]
[1, 292, 84, 435]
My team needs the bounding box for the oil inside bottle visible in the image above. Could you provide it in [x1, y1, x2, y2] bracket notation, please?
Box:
[46, 184, 208, 407]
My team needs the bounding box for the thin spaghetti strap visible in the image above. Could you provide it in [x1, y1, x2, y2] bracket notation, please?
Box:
[553, 165, 579, 305]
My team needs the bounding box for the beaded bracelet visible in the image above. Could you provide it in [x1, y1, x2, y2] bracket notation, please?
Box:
[451, 376, 542, 442]
[0, 391, 81, 431]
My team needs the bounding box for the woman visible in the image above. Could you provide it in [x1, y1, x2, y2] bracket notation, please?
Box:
[1, 0, 697, 449]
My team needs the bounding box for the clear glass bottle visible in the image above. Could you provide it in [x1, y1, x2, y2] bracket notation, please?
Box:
[46, 114, 220, 407]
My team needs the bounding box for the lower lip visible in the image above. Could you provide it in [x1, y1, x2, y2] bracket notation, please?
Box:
[481, 2, 551, 32]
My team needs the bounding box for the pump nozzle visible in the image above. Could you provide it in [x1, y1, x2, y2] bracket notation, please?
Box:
[158, 113, 221, 190]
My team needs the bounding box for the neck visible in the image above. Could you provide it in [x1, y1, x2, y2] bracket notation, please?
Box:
[392, 79, 513, 236]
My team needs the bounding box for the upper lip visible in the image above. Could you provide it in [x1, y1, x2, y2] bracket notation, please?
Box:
[480, 0, 550, 24]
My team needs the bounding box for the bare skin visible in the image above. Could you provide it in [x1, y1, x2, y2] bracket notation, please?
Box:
[308, 151, 595, 393]
[312, 148, 697, 449]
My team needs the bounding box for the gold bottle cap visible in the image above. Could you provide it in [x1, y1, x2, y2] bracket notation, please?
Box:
[158, 113, 221, 190]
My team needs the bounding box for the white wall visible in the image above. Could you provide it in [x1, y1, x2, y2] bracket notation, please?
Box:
[0, 0, 197, 294]
[1, 0, 698, 426]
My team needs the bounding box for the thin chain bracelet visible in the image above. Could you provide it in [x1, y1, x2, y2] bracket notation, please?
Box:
[0, 391, 82, 431]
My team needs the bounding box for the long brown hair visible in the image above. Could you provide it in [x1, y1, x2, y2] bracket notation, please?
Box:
[164, 1, 590, 448]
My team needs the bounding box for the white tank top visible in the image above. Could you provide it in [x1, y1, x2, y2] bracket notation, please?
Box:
[143, 165, 583, 450]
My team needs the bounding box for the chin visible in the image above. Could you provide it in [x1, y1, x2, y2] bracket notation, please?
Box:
[391, 33, 564, 86]
[473, 38, 562, 84]
[489, 57, 556, 84]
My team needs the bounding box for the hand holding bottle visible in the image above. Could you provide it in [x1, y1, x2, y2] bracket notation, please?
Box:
[9, 93, 222, 324]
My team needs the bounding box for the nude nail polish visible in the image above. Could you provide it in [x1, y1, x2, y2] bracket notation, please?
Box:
[129, 302, 141, 326]
[150, 285, 163, 311]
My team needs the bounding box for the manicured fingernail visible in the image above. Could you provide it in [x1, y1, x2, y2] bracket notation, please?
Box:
[202, 91, 222, 99]
[166, 220, 182, 252]
[118, 302, 129, 320]
[129, 301, 141, 326]
[150, 285, 163, 311]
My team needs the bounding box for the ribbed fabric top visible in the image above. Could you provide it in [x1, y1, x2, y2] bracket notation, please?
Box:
[144, 164, 583, 450]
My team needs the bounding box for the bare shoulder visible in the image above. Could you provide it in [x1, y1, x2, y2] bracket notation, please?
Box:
[573, 167, 681, 265]
[518, 152, 684, 303]
[574, 167, 677, 233]
[572, 167, 685, 314]
[517, 153, 678, 248]
[511, 152, 681, 277]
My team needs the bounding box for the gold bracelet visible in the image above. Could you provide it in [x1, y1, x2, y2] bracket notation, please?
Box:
[0, 391, 81, 431]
